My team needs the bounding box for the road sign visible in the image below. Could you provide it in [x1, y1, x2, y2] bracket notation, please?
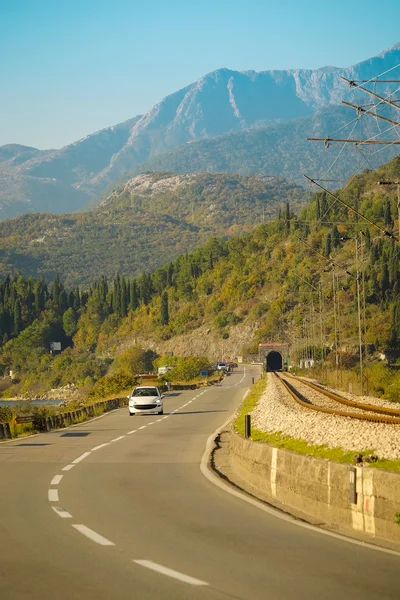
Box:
[200, 370, 208, 377]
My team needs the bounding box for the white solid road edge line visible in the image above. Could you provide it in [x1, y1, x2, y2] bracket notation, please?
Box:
[134, 560, 208, 586]
[50, 474, 63, 485]
[199, 384, 400, 558]
[72, 451, 91, 464]
[48, 489, 59, 502]
[72, 524, 115, 546]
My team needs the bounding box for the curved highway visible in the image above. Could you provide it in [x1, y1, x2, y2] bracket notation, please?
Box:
[0, 366, 399, 600]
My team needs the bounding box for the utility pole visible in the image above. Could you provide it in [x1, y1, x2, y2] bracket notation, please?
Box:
[360, 233, 368, 394]
[319, 281, 325, 362]
[355, 237, 364, 395]
[332, 270, 339, 386]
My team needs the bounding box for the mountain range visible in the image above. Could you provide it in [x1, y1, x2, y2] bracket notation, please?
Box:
[1, 43, 400, 220]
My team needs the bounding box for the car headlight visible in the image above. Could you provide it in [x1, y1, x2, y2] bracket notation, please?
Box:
[129, 400, 134, 406]
[156, 398, 161, 404]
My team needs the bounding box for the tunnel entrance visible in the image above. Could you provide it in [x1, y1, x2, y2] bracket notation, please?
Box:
[265, 351, 283, 372]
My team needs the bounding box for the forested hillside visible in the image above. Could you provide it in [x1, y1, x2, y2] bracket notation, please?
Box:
[0, 173, 305, 286]
[1, 155, 400, 400]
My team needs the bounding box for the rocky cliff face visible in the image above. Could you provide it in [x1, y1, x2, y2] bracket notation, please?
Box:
[1, 42, 399, 219]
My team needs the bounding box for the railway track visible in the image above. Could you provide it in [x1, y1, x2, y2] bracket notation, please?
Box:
[274, 372, 400, 424]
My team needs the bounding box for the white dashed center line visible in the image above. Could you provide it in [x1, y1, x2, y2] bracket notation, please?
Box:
[51, 474, 63, 486]
[91, 442, 110, 451]
[62, 464, 75, 471]
[49, 385, 218, 562]
[72, 452, 91, 464]
[73, 524, 115, 546]
[134, 560, 208, 586]
[48, 489, 59, 502]
[52, 506, 72, 519]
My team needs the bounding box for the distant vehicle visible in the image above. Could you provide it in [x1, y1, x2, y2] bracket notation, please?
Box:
[127, 386, 164, 416]
[157, 366, 173, 376]
[216, 362, 227, 370]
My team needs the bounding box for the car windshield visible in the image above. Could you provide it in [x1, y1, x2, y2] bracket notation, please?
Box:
[132, 388, 158, 397]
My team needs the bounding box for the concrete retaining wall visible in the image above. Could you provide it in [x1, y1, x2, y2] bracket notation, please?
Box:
[229, 430, 400, 545]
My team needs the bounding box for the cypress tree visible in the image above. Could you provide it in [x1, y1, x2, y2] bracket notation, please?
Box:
[129, 280, 139, 311]
[316, 197, 321, 220]
[324, 233, 332, 257]
[167, 263, 174, 286]
[331, 225, 341, 248]
[73, 287, 81, 310]
[384, 199, 394, 229]
[320, 193, 328, 218]
[120, 277, 127, 317]
[285, 202, 290, 233]
[389, 297, 400, 350]
[160, 291, 169, 325]
[51, 273, 63, 307]
[13, 299, 22, 336]
[380, 261, 390, 301]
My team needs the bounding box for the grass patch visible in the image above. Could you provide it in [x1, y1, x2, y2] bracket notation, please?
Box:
[234, 374, 400, 472]
[250, 429, 355, 463]
[235, 376, 267, 436]
[368, 458, 400, 473]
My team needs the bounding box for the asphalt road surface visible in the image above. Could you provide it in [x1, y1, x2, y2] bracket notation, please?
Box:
[1, 366, 399, 600]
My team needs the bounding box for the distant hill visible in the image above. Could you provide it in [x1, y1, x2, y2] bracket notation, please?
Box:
[1, 43, 399, 219]
[0, 172, 305, 286]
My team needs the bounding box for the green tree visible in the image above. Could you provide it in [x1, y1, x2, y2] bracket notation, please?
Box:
[13, 299, 22, 336]
[160, 291, 169, 325]
[324, 233, 332, 257]
[62, 307, 78, 337]
[285, 201, 291, 233]
[384, 199, 394, 229]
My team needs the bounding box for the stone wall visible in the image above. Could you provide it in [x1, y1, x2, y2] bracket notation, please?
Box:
[229, 430, 400, 545]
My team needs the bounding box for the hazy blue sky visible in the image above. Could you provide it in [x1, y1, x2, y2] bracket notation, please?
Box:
[1, 0, 400, 149]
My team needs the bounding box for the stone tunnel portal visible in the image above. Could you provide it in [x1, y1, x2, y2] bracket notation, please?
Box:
[266, 351, 283, 372]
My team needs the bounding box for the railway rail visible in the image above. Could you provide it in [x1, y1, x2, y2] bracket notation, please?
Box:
[274, 372, 400, 424]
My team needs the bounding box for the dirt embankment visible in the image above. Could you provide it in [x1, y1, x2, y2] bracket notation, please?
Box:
[135, 322, 259, 361]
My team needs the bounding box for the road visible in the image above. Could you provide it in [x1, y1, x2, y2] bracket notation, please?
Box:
[0, 365, 399, 600]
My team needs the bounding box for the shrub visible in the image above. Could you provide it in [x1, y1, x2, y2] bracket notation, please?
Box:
[87, 371, 138, 400]
[168, 356, 212, 381]
[0, 406, 13, 423]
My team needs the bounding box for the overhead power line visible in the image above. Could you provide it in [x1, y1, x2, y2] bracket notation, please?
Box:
[341, 100, 400, 128]
[340, 76, 400, 112]
[294, 234, 354, 278]
[303, 175, 400, 244]
[307, 138, 400, 146]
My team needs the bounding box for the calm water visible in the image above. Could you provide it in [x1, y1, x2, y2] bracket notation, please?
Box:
[0, 399, 65, 407]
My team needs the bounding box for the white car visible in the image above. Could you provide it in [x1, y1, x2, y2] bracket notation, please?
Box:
[127, 386, 164, 416]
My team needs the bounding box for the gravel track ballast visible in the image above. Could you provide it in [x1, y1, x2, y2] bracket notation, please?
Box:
[251, 374, 400, 460]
